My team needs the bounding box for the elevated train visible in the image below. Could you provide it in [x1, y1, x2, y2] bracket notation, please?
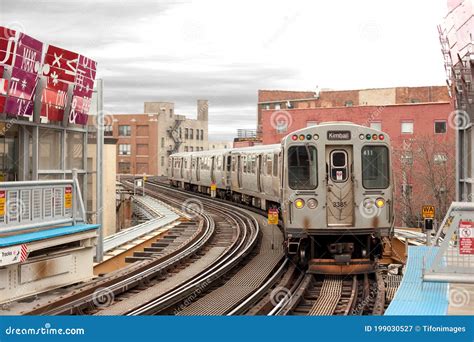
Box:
[169, 123, 394, 274]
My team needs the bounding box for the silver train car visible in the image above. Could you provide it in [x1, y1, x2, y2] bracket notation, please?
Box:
[169, 122, 394, 274]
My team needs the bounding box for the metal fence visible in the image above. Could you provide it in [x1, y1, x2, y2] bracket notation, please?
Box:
[0, 171, 86, 233]
[423, 202, 474, 283]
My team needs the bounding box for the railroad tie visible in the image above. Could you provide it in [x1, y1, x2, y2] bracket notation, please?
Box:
[308, 276, 343, 316]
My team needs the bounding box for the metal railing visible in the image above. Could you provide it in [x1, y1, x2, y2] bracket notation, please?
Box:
[423, 202, 474, 283]
[0, 170, 86, 233]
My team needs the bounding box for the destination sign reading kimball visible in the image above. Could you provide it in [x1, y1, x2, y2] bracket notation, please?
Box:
[327, 131, 351, 140]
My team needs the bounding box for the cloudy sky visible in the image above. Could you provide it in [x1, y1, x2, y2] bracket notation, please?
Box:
[0, 0, 448, 140]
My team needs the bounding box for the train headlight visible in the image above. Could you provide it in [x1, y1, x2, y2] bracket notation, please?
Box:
[307, 198, 318, 209]
[375, 198, 385, 208]
[359, 134, 365, 140]
[294, 198, 305, 209]
[313, 134, 319, 140]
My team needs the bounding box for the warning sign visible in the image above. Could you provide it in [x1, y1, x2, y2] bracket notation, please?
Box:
[64, 186, 72, 209]
[0, 244, 28, 266]
[459, 221, 474, 255]
[0, 190, 5, 216]
[268, 208, 279, 225]
[422, 205, 435, 219]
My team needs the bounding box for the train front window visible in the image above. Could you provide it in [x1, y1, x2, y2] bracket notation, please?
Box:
[362, 146, 389, 189]
[288, 145, 317, 189]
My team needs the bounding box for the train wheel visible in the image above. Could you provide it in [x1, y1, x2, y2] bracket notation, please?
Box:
[297, 240, 310, 269]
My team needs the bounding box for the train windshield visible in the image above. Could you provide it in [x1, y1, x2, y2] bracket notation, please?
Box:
[361, 146, 389, 189]
[288, 145, 318, 189]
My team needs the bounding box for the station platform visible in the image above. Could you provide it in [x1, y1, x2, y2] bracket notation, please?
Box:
[385, 245, 474, 315]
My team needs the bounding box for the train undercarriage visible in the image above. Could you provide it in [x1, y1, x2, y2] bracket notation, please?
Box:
[286, 234, 385, 275]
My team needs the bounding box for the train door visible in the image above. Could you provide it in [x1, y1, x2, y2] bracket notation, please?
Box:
[325, 146, 354, 226]
[237, 155, 242, 188]
[196, 157, 201, 182]
[211, 156, 215, 183]
[257, 154, 262, 192]
[180, 157, 184, 178]
[225, 154, 231, 187]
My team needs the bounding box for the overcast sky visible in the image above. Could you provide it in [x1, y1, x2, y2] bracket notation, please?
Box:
[0, 0, 448, 141]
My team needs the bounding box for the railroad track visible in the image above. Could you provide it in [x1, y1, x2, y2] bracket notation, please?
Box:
[262, 270, 386, 316]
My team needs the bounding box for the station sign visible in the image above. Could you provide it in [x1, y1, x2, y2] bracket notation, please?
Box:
[459, 221, 474, 255]
[64, 186, 72, 209]
[0, 244, 28, 266]
[0, 190, 5, 216]
[422, 205, 435, 219]
[268, 208, 279, 225]
[327, 131, 351, 140]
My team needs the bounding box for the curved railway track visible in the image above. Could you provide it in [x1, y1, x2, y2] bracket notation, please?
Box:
[24, 179, 286, 316]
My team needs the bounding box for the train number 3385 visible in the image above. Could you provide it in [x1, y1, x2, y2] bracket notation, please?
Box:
[332, 201, 348, 208]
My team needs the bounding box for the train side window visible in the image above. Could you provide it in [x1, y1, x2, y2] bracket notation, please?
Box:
[266, 155, 272, 175]
[288, 146, 317, 190]
[273, 153, 278, 177]
[232, 156, 236, 172]
[243, 156, 247, 173]
[361, 146, 389, 189]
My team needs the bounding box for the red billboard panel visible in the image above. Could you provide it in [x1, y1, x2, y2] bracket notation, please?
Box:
[0, 26, 97, 123]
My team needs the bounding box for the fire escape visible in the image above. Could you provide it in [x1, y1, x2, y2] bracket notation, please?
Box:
[166, 116, 184, 155]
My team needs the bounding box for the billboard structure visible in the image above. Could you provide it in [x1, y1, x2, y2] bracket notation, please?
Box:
[0, 26, 97, 124]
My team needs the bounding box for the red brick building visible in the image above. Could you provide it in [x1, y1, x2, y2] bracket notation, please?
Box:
[258, 86, 455, 226]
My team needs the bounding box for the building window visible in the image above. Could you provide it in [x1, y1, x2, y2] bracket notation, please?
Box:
[402, 184, 412, 197]
[196, 129, 199, 140]
[201, 129, 204, 140]
[434, 152, 448, 164]
[136, 125, 149, 136]
[264, 104, 270, 110]
[306, 121, 317, 127]
[170, 108, 173, 117]
[161, 156, 164, 166]
[370, 122, 382, 131]
[275, 103, 281, 110]
[184, 146, 188, 152]
[410, 98, 420, 103]
[401, 151, 413, 165]
[137, 163, 148, 174]
[118, 144, 131, 155]
[190, 146, 193, 152]
[104, 125, 113, 136]
[185, 128, 189, 139]
[190, 129, 194, 140]
[401, 121, 414, 134]
[434, 120, 447, 134]
[136, 144, 148, 155]
[344, 100, 353, 107]
[118, 125, 131, 136]
[161, 137, 164, 148]
[179, 127, 182, 139]
[118, 162, 131, 173]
